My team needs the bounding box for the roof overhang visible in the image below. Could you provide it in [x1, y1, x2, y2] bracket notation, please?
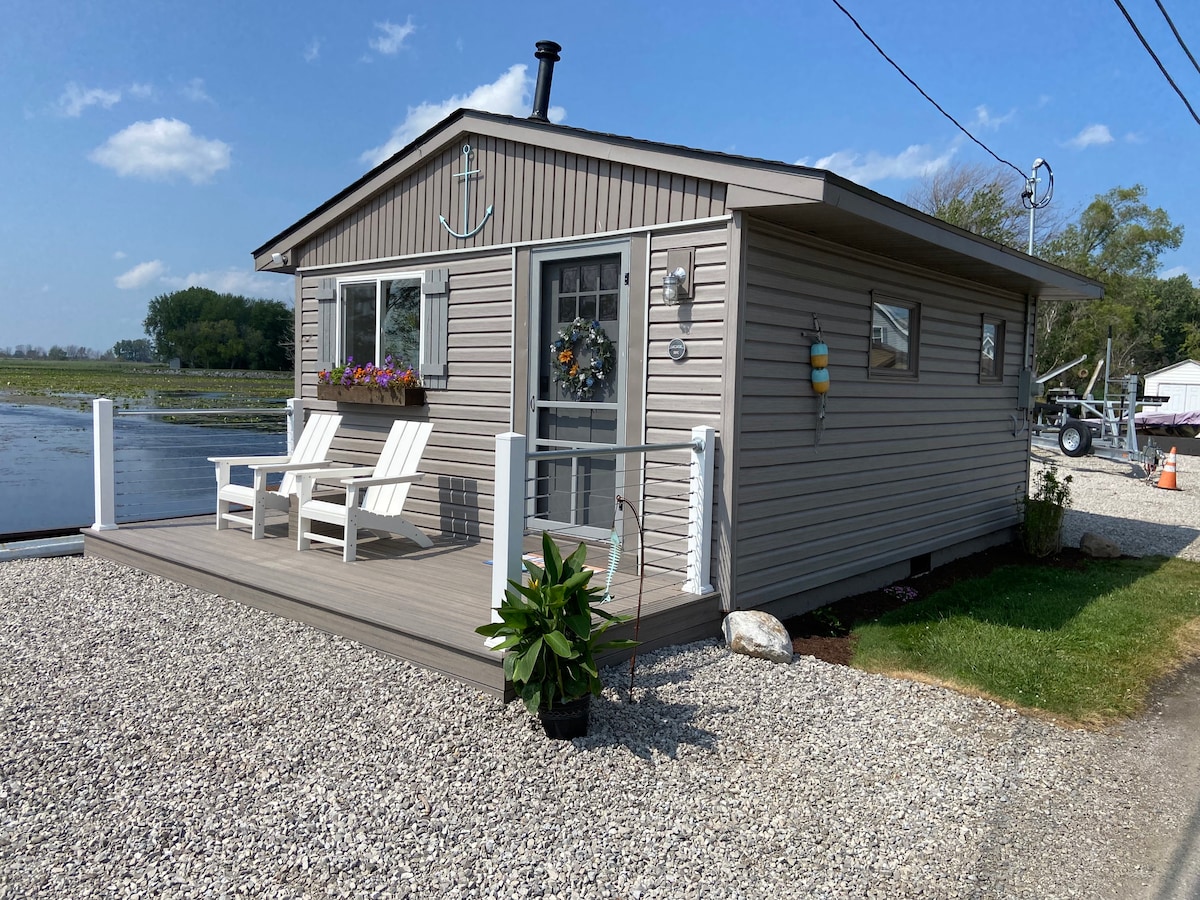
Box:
[253, 109, 1103, 304]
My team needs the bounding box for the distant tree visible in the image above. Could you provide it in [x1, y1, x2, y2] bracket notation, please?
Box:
[905, 163, 1061, 250]
[112, 338, 155, 362]
[143, 287, 293, 370]
[1037, 185, 1184, 377]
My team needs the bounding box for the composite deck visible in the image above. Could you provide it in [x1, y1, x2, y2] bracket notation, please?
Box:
[83, 515, 723, 696]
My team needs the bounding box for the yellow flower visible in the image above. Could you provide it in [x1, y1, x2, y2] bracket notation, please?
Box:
[569, 365, 578, 377]
[558, 350, 573, 365]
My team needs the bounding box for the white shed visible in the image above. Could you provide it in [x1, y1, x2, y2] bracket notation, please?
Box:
[1145, 359, 1200, 413]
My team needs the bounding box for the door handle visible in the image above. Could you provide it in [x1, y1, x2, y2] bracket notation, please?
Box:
[529, 394, 536, 412]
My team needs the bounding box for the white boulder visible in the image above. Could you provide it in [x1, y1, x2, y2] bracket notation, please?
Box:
[722, 611, 793, 664]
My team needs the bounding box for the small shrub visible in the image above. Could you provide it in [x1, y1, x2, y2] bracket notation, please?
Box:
[1021, 463, 1073, 557]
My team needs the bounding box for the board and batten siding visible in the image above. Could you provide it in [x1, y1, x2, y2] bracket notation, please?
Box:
[296, 134, 728, 268]
[735, 221, 1029, 613]
[642, 224, 730, 583]
[297, 251, 514, 540]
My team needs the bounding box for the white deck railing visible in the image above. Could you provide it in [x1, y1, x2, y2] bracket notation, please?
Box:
[490, 426, 716, 615]
[91, 397, 302, 531]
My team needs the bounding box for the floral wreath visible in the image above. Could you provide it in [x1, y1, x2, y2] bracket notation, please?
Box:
[550, 317, 615, 401]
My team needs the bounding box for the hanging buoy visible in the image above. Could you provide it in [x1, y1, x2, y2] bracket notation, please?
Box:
[811, 367, 830, 394]
[810, 342, 829, 369]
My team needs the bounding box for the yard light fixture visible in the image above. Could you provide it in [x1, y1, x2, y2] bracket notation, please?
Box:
[271, 252, 288, 266]
[662, 266, 688, 305]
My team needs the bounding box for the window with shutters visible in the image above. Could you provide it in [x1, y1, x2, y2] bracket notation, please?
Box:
[335, 272, 422, 370]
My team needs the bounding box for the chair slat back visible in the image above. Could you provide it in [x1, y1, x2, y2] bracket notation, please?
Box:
[278, 413, 343, 498]
[362, 420, 433, 516]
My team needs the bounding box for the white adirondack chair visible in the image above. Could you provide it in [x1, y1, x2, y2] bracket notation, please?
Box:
[210, 412, 343, 539]
[296, 419, 433, 562]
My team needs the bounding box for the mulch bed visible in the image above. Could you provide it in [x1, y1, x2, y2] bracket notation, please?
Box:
[782, 542, 1092, 666]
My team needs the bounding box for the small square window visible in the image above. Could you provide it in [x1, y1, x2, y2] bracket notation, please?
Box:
[869, 294, 919, 377]
[980, 316, 1005, 382]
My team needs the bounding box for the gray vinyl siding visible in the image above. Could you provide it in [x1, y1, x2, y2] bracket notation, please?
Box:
[734, 220, 1028, 611]
[642, 224, 729, 583]
[297, 250, 513, 541]
[297, 134, 727, 268]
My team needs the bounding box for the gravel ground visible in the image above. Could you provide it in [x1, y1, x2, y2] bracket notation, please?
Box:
[2, 454, 1198, 899]
[1032, 447, 1200, 561]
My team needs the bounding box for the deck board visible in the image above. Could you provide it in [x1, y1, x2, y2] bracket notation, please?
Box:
[83, 515, 723, 696]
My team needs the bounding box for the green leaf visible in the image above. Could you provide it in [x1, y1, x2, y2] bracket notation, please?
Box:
[512, 637, 542, 684]
[542, 533, 563, 583]
[544, 631, 579, 658]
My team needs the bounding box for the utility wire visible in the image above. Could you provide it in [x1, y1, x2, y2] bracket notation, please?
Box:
[1112, 0, 1200, 126]
[828, 0, 1026, 179]
[1154, 0, 1200, 78]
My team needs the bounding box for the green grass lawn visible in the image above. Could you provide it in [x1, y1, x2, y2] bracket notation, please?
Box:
[852, 556, 1200, 724]
[0, 358, 292, 409]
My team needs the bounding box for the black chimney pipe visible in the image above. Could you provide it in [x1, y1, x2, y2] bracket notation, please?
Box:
[529, 40, 562, 122]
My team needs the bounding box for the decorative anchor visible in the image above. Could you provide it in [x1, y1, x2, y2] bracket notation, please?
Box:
[438, 144, 494, 240]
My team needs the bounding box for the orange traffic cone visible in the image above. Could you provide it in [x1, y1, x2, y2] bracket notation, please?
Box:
[1156, 447, 1182, 491]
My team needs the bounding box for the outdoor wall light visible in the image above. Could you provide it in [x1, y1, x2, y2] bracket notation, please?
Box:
[271, 252, 288, 266]
[662, 266, 689, 305]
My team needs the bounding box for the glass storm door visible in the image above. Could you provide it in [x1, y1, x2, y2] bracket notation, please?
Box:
[530, 250, 626, 539]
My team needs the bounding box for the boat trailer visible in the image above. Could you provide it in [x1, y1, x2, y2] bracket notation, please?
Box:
[1029, 351, 1166, 474]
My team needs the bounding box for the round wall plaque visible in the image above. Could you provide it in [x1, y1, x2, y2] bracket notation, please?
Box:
[668, 338, 687, 360]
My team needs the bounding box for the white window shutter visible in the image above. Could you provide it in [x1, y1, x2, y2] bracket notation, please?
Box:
[421, 268, 449, 390]
[315, 278, 337, 372]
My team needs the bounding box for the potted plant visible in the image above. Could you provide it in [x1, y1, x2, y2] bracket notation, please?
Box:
[476, 533, 636, 739]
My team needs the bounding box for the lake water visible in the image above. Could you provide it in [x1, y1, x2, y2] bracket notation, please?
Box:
[0, 402, 285, 537]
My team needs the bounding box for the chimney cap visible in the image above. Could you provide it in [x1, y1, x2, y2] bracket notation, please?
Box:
[534, 40, 562, 60]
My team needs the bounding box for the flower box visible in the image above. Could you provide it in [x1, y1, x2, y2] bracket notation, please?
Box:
[317, 384, 426, 406]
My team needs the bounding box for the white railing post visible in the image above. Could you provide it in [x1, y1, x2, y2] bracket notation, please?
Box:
[491, 432, 526, 630]
[286, 397, 304, 454]
[685, 425, 716, 595]
[91, 398, 117, 531]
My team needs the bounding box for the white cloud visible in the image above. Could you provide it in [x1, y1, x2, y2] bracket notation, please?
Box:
[57, 82, 121, 117]
[115, 260, 167, 289]
[972, 105, 1015, 131]
[360, 64, 565, 166]
[113, 250, 127, 260]
[798, 144, 956, 186]
[90, 118, 231, 183]
[1066, 124, 1113, 149]
[162, 268, 293, 300]
[181, 77, 212, 103]
[369, 18, 416, 55]
[129, 82, 155, 99]
[305, 39, 321, 62]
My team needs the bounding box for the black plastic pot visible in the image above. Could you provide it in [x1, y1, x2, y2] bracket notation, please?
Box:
[537, 695, 590, 740]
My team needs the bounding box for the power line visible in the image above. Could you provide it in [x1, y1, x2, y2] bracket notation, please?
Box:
[1153, 0, 1200, 78]
[1112, 0, 1200, 126]
[828, 0, 1026, 179]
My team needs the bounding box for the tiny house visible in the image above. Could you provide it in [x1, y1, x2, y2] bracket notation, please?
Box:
[251, 48, 1101, 622]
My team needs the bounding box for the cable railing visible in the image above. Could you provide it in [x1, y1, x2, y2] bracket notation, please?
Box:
[91, 398, 301, 530]
[490, 427, 716, 615]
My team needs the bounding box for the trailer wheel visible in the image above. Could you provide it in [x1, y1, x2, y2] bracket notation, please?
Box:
[1058, 420, 1092, 457]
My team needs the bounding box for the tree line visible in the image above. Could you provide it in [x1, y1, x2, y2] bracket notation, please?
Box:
[2, 288, 294, 370]
[907, 168, 1199, 385]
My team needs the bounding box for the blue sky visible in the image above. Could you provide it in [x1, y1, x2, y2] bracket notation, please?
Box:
[4, 0, 1199, 353]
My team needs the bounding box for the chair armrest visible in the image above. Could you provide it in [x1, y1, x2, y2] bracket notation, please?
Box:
[336, 472, 425, 488]
[208, 454, 292, 466]
[247, 458, 341, 474]
[296, 466, 377, 487]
